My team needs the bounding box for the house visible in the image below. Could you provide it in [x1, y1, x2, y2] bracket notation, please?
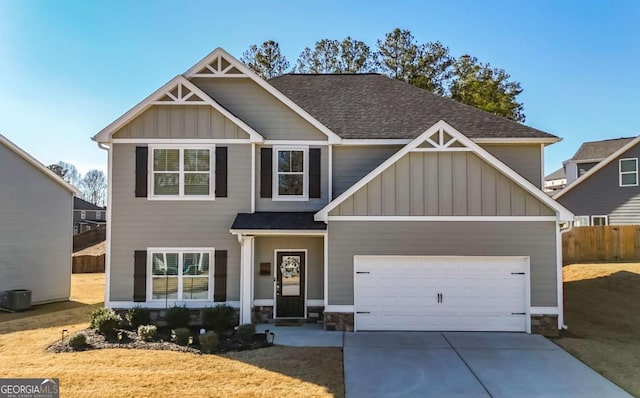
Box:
[544, 168, 566, 195]
[554, 136, 640, 226]
[0, 134, 79, 305]
[93, 48, 573, 335]
[73, 197, 106, 234]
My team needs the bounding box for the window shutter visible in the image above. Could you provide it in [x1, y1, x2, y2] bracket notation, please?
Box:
[215, 147, 227, 197]
[135, 147, 148, 197]
[133, 250, 147, 302]
[260, 148, 272, 198]
[214, 250, 227, 302]
[309, 148, 321, 198]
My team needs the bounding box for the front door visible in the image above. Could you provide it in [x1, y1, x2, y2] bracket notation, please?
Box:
[275, 251, 305, 318]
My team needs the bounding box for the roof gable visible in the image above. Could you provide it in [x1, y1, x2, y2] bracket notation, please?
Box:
[74, 197, 106, 210]
[316, 120, 573, 221]
[554, 135, 640, 200]
[570, 137, 636, 162]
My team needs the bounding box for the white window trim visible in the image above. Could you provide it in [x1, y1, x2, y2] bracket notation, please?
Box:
[148, 144, 216, 201]
[80, 210, 86, 220]
[147, 247, 214, 302]
[619, 158, 638, 187]
[96, 211, 101, 220]
[573, 215, 590, 226]
[272, 146, 309, 201]
[591, 215, 608, 226]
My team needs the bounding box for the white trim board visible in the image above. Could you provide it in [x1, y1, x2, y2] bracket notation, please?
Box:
[327, 216, 557, 222]
[339, 137, 560, 146]
[93, 75, 263, 143]
[111, 138, 251, 144]
[315, 120, 574, 222]
[184, 48, 341, 144]
[230, 229, 326, 236]
[554, 135, 640, 199]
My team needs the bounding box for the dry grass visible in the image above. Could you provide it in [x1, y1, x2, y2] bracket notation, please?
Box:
[0, 273, 344, 397]
[73, 241, 106, 257]
[555, 263, 640, 396]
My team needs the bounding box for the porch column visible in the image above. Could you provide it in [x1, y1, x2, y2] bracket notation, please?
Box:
[239, 235, 254, 325]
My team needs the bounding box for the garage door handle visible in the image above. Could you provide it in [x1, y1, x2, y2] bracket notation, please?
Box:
[356, 271, 370, 274]
[356, 311, 370, 314]
[511, 272, 525, 275]
[511, 312, 525, 315]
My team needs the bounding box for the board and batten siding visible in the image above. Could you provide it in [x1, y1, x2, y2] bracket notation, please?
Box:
[557, 143, 640, 225]
[481, 144, 542, 188]
[0, 143, 73, 303]
[332, 145, 402, 198]
[109, 143, 251, 302]
[327, 221, 557, 307]
[253, 236, 324, 301]
[112, 105, 250, 139]
[255, 145, 330, 211]
[192, 78, 327, 141]
[329, 151, 554, 217]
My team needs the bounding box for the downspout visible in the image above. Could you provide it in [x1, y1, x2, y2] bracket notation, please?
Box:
[558, 221, 574, 330]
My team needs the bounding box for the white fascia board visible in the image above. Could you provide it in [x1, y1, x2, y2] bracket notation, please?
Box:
[554, 135, 640, 200]
[340, 139, 412, 146]
[93, 75, 264, 144]
[473, 137, 561, 145]
[0, 133, 80, 195]
[315, 120, 574, 222]
[184, 48, 342, 144]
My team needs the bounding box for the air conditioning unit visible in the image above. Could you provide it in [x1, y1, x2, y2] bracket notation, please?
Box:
[0, 289, 32, 311]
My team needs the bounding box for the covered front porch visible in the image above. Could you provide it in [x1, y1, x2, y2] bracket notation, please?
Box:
[230, 212, 327, 326]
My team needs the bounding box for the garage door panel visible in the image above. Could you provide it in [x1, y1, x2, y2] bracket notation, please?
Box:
[354, 256, 528, 332]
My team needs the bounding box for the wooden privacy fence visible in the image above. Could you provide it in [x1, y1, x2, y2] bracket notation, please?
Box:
[72, 254, 105, 273]
[562, 225, 640, 264]
[73, 227, 106, 252]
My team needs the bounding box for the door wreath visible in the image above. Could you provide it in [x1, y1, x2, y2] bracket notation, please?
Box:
[280, 256, 300, 278]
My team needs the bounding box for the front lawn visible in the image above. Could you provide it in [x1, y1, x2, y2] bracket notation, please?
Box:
[554, 263, 640, 397]
[0, 273, 344, 397]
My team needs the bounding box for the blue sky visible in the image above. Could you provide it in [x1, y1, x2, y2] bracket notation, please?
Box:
[0, 0, 638, 175]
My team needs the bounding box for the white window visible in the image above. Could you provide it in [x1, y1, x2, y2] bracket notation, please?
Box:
[96, 211, 101, 220]
[73, 225, 78, 235]
[149, 248, 212, 301]
[619, 158, 638, 187]
[574, 216, 590, 227]
[149, 145, 215, 200]
[80, 210, 86, 220]
[273, 146, 308, 200]
[591, 215, 608, 226]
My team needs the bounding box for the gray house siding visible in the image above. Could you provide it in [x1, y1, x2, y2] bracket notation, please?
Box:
[557, 144, 640, 225]
[332, 145, 402, 198]
[327, 221, 557, 307]
[109, 143, 251, 301]
[191, 78, 327, 141]
[113, 105, 250, 139]
[0, 143, 72, 304]
[481, 144, 542, 188]
[330, 152, 554, 217]
[253, 236, 324, 301]
[255, 145, 329, 212]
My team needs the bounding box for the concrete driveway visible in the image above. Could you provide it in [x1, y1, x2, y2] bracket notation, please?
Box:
[344, 332, 630, 398]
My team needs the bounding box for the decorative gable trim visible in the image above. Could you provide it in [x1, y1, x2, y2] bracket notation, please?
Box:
[93, 75, 263, 143]
[554, 135, 640, 199]
[315, 120, 574, 222]
[184, 48, 342, 144]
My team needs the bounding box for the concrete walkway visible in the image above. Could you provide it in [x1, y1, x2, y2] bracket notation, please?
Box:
[255, 323, 344, 347]
[344, 332, 631, 398]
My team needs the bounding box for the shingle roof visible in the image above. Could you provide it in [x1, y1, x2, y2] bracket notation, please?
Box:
[545, 167, 566, 180]
[74, 197, 106, 211]
[571, 137, 636, 161]
[231, 212, 327, 230]
[268, 74, 557, 140]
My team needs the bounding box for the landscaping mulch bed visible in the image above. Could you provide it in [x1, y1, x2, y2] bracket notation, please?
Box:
[48, 328, 272, 354]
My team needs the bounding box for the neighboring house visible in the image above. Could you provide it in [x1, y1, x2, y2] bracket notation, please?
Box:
[93, 48, 573, 335]
[544, 168, 566, 195]
[73, 197, 106, 235]
[555, 136, 640, 226]
[0, 134, 79, 304]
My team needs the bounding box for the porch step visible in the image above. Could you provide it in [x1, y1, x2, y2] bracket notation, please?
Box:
[275, 319, 305, 327]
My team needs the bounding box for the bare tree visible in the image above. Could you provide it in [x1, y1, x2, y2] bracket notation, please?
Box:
[81, 169, 107, 207]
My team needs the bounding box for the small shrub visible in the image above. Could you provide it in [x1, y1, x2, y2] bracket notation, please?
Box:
[137, 324, 157, 342]
[236, 323, 256, 341]
[165, 305, 190, 329]
[126, 307, 150, 329]
[68, 332, 86, 349]
[89, 307, 113, 329]
[199, 331, 219, 353]
[173, 327, 191, 346]
[202, 305, 235, 333]
[92, 308, 122, 337]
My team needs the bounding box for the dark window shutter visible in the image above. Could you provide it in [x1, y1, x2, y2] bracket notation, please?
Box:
[135, 147, 148, 197]
[215, 147, 227, 197]
[214, 250, 227, 302]
[260, 148, 272, 198]
[133, 250, 147, 302]
[309, 148, 321, 198]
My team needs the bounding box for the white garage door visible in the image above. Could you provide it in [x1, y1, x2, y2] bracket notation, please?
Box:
[354, 256, 529, 332]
